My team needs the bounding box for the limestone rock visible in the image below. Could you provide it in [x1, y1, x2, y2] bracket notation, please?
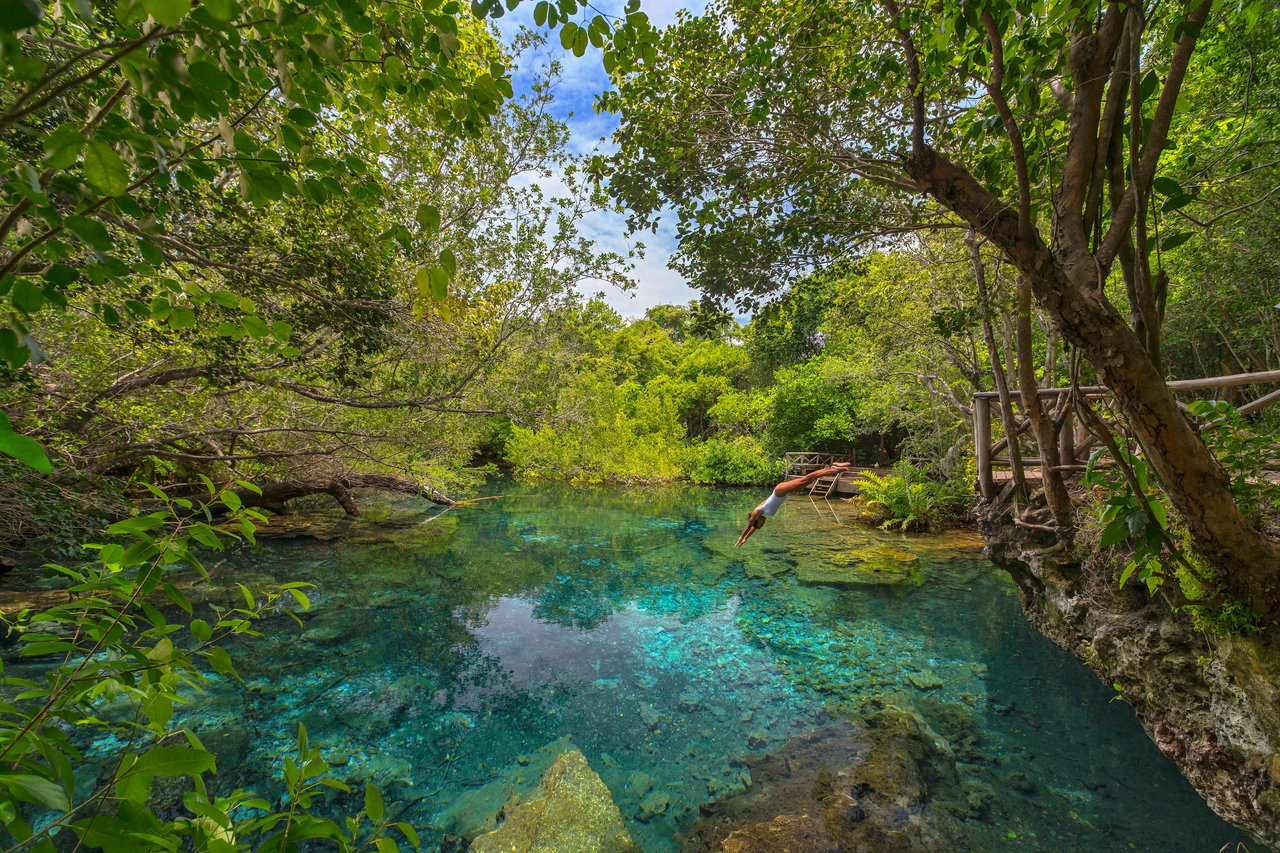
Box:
[624, 771, 654, 798]
[636, 789, 672, 822]
[639, 703, 662, 730]
[434, 736, 572, 841]
[677, 690, 705, 712]
[721, 814, 841, 852]
[906, 670, 944, 691]
[984, 516, 1280, 847]
[796, 545, 922, 587]
[689, 717, 964, 853]
[469, 749, 639, 853]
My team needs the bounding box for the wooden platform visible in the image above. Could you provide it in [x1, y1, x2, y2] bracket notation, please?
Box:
[823, 467, 894, 496]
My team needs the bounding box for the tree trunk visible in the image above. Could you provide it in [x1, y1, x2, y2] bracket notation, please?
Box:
[969, 234, 1027, 502]
[907, 145, 1280, 621]
[1015, 274, 1074, 536]
[231, 474, 455, 516]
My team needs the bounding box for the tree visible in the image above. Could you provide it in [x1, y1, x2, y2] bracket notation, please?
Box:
[1, 73, 631, 518]
[602, 0, 1280, 620]
[0, 0, 657, 474]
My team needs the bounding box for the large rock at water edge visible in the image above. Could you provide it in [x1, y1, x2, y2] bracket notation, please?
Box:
[469, 748, 640, 853]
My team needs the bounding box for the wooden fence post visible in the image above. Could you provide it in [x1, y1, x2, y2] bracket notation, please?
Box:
[974, 395, 995, 500]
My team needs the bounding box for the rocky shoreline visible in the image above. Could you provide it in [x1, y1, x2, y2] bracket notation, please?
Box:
[982, 516, 1280, 850]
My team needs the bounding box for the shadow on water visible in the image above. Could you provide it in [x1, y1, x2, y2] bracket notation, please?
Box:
[84, 480, 1249, 850]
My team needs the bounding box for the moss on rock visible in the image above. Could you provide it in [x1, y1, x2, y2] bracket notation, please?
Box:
[469, 748, 640, 853]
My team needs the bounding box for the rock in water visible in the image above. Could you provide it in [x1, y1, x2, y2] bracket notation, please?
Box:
[469, 749, 640, 853]
[636, 789, 672, 822]
[721, 814, 842, 853]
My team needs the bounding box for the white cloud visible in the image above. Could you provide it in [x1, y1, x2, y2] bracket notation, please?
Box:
[492, 0, 706, 314]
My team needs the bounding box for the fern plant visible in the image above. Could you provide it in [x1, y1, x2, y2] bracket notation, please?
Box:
[853, 463, 970, 531]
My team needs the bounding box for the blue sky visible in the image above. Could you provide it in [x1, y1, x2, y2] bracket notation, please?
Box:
[492, 0, 707, 317]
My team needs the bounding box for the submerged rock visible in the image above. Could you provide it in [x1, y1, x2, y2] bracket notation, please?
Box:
[636, 788, 672, 822]
[624, 770, 654, 799]
[678, 690, 705, 712]
[906, 670, 944, 691]
[720, 814, 842, 853]
[687, 715, 964, 852]
[639, 702, 662, 730]
[469, 748, 639, 853]
[435, 736, 573, 842]
[795, 545, 923, 588]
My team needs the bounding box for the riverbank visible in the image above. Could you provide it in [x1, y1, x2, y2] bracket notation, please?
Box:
[982, 512, 1280, 849]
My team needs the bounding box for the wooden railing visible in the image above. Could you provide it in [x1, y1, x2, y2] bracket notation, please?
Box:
[972, 370, 1280, 501]
[783, 451, 854, 478]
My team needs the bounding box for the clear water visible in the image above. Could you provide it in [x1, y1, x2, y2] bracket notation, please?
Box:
[156, 482, 1245, 850]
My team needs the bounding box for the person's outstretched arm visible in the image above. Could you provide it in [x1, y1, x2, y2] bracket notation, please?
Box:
[771, 462, 851, 497]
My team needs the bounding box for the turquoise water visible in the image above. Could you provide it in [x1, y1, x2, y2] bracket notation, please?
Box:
[164, 482, 1244, 850]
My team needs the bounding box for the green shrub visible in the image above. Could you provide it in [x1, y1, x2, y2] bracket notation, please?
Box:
[680, 437, 782, 485]
[853, 462, 970, 531]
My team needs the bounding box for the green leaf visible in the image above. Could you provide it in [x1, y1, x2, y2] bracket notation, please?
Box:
[416, 203, 441, 231]
[70, 814, 150, 853]
[288, 108, 318, 127]
[137, 237, 165, 266]
[425, 267, 448, 301]
[219, 489, 242, 511]
[207, 646, 239, 679]
[1099, 517, 1131, 548]
[203, 0, 236, 19]
[83, 140, 130, 197]
[64, 216, 113, 251]
[395, 822, 421, 849]
[168, 306, 197, 329]
[0, 773, 69, 812]
[11, 278, 44, 313]
[43, 263, 78, 286]
[0, 412, 51, 474]
[0, 0, 42, 31]
[42, 123, 84, 170]
[242, 315, 270, 337]
[143, 0, 193, 25]
[364, 783, 384, 822]
[1150, 500, 1167, 529]
[270, 320, 293, 343]
[1160, 231, 1193, 251]
[560, 21, 578, 50]
[438, 248, 457, 276]
[115, 746, 216, 804]
[1151, 176, 1183, 197]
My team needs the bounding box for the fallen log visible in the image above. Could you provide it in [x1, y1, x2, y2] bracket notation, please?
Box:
[232, 474, 455, 516]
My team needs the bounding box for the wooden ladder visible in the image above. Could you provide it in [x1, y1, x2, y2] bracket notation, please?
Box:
[809, 473, 843, 498]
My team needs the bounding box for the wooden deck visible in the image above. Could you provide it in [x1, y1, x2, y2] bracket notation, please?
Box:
[782, 453, 892, 497]
[822, 467, 895, 497]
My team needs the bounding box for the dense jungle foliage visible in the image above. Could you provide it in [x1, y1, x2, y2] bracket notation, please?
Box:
[1, 0, 1279, 847]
